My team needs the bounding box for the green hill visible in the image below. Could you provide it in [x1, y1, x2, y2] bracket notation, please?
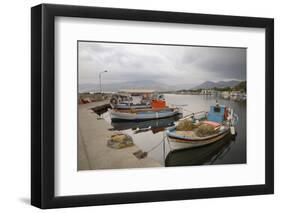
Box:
[233, 81, 246, 92]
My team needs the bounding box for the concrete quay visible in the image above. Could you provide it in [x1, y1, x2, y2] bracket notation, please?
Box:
[78, 101, 161, 170]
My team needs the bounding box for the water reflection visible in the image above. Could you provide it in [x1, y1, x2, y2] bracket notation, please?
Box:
[111, 114, 182, 133]
[165, 134, 234, 166]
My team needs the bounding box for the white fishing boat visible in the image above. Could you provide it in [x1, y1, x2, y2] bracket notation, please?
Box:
[166, 103, 238, 151]
[113, 102, 151, 110]
[167, 124, 230, 150]
[110, 108, 180, 122]
[110, 92, 182, 121]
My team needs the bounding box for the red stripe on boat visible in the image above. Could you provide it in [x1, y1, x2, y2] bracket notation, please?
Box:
[202, 120, 221, 127]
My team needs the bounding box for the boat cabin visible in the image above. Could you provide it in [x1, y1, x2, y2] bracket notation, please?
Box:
[207, 105, 226, 123]
[151, 94, 166, 109]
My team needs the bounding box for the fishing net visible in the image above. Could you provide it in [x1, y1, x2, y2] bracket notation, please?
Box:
[195, 124, 217, 137]
[176, 119, 196, 131]
[107, 133, 134, 149]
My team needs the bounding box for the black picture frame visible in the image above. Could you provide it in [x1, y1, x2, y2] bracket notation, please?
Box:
[31, 3, 274, 209]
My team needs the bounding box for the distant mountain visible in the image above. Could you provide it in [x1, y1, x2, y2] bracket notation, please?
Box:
[192, 80, 241, 90]
[79, 80, 177, 93]
[79, 80, 243, 93]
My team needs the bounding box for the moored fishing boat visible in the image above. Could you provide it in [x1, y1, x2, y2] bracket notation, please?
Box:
[166, 102, 237, 151]
[113, 102, 151, 110]
[110, 92, 182, 121]
[110, 107, 180, 122]
[110, 89, 154, 110]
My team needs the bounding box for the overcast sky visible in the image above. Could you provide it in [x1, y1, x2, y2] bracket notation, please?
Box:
[78, 41, 246, 87]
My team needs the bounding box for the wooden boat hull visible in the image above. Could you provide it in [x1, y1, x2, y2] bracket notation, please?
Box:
[111, 114, 181, 130]
[114, 103, 151, 110]
[166, 126, 230, 150]
[110, 109, 180, 121]
[165, 135, 233, 166]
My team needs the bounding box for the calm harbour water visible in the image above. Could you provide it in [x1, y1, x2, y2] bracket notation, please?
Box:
[102, 94, 246, 167]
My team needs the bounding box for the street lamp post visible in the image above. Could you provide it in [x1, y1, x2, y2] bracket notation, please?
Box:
[99, 70, 108, 94]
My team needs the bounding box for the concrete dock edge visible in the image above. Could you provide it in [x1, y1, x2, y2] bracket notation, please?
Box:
[78, 101, 161, 170]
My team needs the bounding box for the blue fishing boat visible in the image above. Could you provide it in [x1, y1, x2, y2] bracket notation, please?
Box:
[110, 107, 181, 122]
[113, 102, 151, 110]
[166, 102, 237, 150]
[110, 92, 182, 121]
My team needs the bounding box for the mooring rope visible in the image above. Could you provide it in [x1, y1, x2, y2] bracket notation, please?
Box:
[146, 135, 167, 154]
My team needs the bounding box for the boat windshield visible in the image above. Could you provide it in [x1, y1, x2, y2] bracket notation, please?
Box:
[214, 106, 221, 112]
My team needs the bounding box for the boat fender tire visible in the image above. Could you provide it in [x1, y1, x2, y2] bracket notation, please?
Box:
[110, 97, 118, 105]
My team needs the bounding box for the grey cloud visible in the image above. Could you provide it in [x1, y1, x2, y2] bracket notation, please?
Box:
[78, 42, 246, 86]
[182, 47, 246, 80]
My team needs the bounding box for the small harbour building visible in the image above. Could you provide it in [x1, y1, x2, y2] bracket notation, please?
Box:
[118, 89, 155, 97]
[200, 89, 214, 95]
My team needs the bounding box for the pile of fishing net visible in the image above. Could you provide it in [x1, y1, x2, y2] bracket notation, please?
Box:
[107, 133, 134, 149]
[195, 124, 217, 137]
[176, 119, 196, 131]
[176, 119, 218, 137]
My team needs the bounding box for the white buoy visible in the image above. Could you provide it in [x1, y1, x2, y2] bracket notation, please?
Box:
[230, 126, 236, 135]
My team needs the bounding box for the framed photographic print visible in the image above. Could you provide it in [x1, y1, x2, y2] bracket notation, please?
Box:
[31, 4, 274, 209]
